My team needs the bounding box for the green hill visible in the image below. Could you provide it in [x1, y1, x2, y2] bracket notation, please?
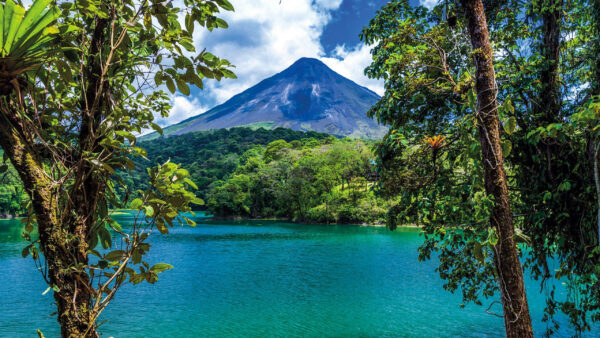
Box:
[123, 127, 333, 204]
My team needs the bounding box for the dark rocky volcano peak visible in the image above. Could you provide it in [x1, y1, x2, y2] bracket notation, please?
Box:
[147, 57, 386, 140]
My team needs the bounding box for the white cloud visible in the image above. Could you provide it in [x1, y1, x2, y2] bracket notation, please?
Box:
[314, 0, 344, 10]
[155, 96, 209, 127]
[420, 0, 439, 9]
[321, 44, 384, 96]
[194, 0, 335, 104]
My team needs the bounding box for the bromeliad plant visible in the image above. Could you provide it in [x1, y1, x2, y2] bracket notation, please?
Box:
[0, 0, 236, 336]
[424, 135, 446, 150]
[0, 0, 59, 94]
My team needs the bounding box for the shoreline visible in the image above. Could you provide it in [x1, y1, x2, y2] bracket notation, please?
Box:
[0, 211, 421, 229]
[208, 216, 422, 229]
[0, 214, 21, 220]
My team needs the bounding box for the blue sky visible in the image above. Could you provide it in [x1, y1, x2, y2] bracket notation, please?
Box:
[160, 0, 435, 127]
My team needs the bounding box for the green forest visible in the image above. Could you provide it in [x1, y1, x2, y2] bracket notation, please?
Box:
[0, 127, 331, 216]
[207, 136, 390, 224]
[0, 151, 28, 217]
[1, 127, 389, 225]
[125, 127, 331, 203]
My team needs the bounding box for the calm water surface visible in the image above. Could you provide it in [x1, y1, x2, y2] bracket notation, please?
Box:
[0, 213, 595, 337]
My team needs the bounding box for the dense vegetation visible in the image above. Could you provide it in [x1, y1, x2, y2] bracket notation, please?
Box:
[1, 0, 598, 336]
[362, 0, 600, 336]
[126, 127, 331, 203]
[0, 151, 27, 217]
[207, 137, 389, 224]
[0, 128, 331, 217]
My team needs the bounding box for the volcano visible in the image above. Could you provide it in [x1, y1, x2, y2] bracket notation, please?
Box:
[149, 57, 386, 139]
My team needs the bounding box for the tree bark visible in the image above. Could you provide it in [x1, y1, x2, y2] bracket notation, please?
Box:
[459, 0, 534, 337]
[0, 107, 98, 337]
[0, 14, 112, 338]
[595, 143, 600, 244]
[537, 0, 563, 124]
[592, 0, 600, 244]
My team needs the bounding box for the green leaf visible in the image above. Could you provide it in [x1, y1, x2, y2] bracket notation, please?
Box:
[105, 250, 126, 261]
[176, 78, 190, 95]
[501, 140, 512, 157]
[215, 18, 228, 29]
[504, 116, 517, 135]
[184, 178, 198, 190]
[166, 77, 176, 94]
[130, 198, 143, 209]
[215, 0, 235, 11]
[144, 205, 155, 217]
[109, 219, 122, 232]
[13, 0, 59, 54]
[21, 244, 32, 258]
[3, 0, 26, 55]
[98, 226, 112, 249]
[150, 123, 163, 135]
[115, 130, 136, 145]
[487, 228, 498, 246]
[150, 263, 173, 273]
[221, 69, 237, 79]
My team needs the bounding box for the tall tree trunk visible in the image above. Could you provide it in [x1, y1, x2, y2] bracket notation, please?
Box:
[0, 16, 111, 338]
[538, 0, 563, 124]
[459, 1, 534, 337]
[595, 143, 600, 243]
[592, 0, 600, 244]
[0, 106, 98, 337]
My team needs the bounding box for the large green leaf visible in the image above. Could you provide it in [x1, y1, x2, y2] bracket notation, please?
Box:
[13, 4, 59, 57]
[13, 0, 53, 46]
[0, 0, 59, 75]
[3, 0, 26, 56]
[0, 5, 5, 52]
[2, 0, 16, 55]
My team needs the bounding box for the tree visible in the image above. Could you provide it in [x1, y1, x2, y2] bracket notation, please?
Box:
[0, 0, 235, 336]
[361, 1, 533, 336]
[363, 0, 600, 334]
[459, 0, 533, 335]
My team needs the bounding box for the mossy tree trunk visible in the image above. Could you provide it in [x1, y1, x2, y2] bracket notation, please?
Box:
[592, 0, 600, 244]
[0, 14, 111, 338]
[459, 0, 534, 337]
[0, 0, 235, 336]
[0, 105, 98, 337]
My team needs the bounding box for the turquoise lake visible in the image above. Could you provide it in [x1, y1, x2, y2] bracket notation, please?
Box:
[0, 213, 596, 337]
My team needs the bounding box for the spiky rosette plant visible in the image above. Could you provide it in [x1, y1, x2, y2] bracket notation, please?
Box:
[0, 0, 59, 95]
[424, 135, 446, 151]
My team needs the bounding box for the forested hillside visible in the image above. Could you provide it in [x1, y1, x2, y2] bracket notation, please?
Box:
[2, 127, 385, 224]
[122, 127, 332, 204]
[207, 137, 389, 224]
